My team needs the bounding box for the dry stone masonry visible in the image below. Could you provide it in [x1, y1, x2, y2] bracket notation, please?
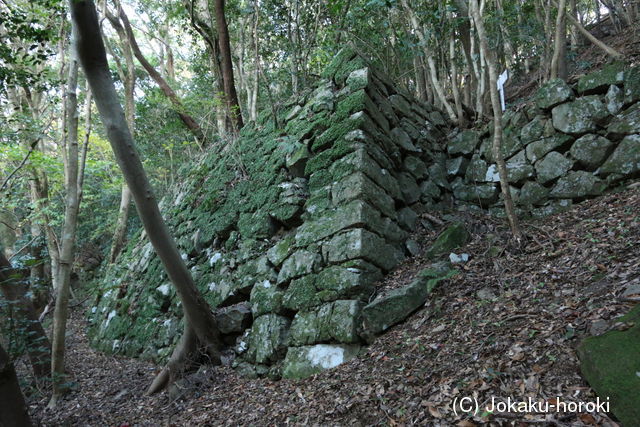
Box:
[89, 53, 640, 380]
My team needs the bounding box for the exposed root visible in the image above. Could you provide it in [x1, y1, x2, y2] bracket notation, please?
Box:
[147, 322, 221, 395]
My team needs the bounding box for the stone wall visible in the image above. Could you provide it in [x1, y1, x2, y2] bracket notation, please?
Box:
[89, 54, 640, 379]
[88, 49, 452, 379]
[444, 63, 640, 217]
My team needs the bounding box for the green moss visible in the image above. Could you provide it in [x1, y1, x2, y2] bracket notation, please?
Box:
[321, 48, 357, 80]
[335, 90, 367, 121]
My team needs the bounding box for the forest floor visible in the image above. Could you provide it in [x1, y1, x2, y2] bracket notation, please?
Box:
[23, 182, 640, 426]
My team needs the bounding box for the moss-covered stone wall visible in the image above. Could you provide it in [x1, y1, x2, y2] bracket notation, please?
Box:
[88, 49, 452, 378]
[89, 54, 640, 379]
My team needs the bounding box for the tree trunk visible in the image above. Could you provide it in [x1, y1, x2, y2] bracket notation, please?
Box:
[559, 1, 623, 58]
[0, 343, 33, 427]
[50, 27, 82, 406]
[69, 0, 223, 394]
[213, 0, 244, 133]
[109, 185, 132, 263]
[400, 0, 458, 123]
[114, 7, 207, 146]
[0, 253, 51, 381]
[550, 0, 568, 80]
[469, 0, 522, 241]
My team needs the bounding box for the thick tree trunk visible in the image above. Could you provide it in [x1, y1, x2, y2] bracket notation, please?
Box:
[0, 343, 33, 427]
[0, 253, 51, 381]
[69, 0, 222, 393]
[50, 30, 82, 406]
[469, 0, 522, 241]
[213, 0, 244, 133]
[559, 1, 623, 58]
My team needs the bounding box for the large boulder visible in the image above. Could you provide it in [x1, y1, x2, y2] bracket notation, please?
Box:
[506, 150, 534, 183]
[549, 171, 605, 198]
[526, 134, 573, 163]
[578, 305, 640, 426]
[535, 151, 573, 184]
[598, 134, 640, 177]
[535, 78, 573, 110]
[570, 134, 614, 169]
[551, 96, 609, 134]
[607, 102, 640, 137]
[245, 314, 291, 364]
[289, 300, 363, 345]
[215, 303, 252, 334]
[448, 130, 480, 155]
[359, 266, 456, 341]
[519, 181, 549, 206]
[425, 223, 471, 259]
[577, 62, 626, 94]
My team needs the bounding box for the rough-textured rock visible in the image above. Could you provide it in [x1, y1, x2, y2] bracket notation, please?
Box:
[605, 85, 624, 115]
[624, 66, 640, 104]
[323, 228, 404, 272]
[314, 261, 381, 302]
[525, 134, 573, 163]
[277, 250, 322, 284]
[520, 116, 546, 143]
[505, 150, 534, 183]
[519, 181, 549, 206]
[448, 130, 480, 155]
[425, 223, 470, 259]
[535, 152, 574, 184]
[536, 78, 573, 109]
[551, 96, 609, 134]
[578, 305, 640, 426]
[446, 157, 469, 176]
[216, 303, 252, 334]
[607, 102, 640, 137]
[599, 134, 640, 177]
[289, 300, 363, 345]
[453, 181, 498, 204]
[246, 314, 291, 364]
[577, 62, 626, 94]
[465, 154, 488, 182]
[549, 171, 605, 198]
[570, 134, 613, 169]
[359, 267, 456, 341]
[282, 344, 361, 379]
[250, 280, 285, 317]
[398, 172, 421, 204]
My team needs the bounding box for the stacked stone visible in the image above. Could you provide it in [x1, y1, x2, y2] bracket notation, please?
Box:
[87, 49, 452, 379]
[242, 50, 452, 379]
[443, 62, 640, 217]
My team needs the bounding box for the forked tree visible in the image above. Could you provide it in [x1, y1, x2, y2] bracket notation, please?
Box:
[68, 0, 223, 394]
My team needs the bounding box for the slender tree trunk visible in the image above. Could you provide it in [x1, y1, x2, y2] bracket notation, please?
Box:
[109, 185, 132, 263]
[213, 0, 244, 133]
[69, 0, 223, 394]
[0, 253, 51, 381]
[401, 0, 458, 123]
[558, 1, 623, 58]
[449, 33, 466, 126]
[104, 11, 136, 263]
[469, 0, 522, 240]
[114, 7, 207, 146]
[0, 343, 33, 427]
[49, 27, 82, 406]
[550, 0, 568, 80]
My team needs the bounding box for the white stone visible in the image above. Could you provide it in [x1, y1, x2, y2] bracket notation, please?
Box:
[209, 252, 222, 266]
[157, 284, 171, 296]
[449, 253, 470, 264]
[91, 307, 97, 314]
[306, 345, 346, 369]
[105, 310, 117, 327]
[208, 282, 217, 291]
[261, 280, 271, 288]
[485, 164, 501, 182]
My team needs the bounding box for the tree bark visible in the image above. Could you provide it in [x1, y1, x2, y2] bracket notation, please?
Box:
[213, 0, 244, 133]
[550, 0, 568, 80]
[69, 0, 223, 393]
[49, 26, 82, 406]
[108, 185, 132, 263]
[0, 342, 33, 427]
[0, 253, 51, 381]
[558, 1, 623, 59]
[469, 0, 522, 241]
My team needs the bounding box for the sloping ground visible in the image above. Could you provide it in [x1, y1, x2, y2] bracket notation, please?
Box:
[29, 183, 639, 426]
